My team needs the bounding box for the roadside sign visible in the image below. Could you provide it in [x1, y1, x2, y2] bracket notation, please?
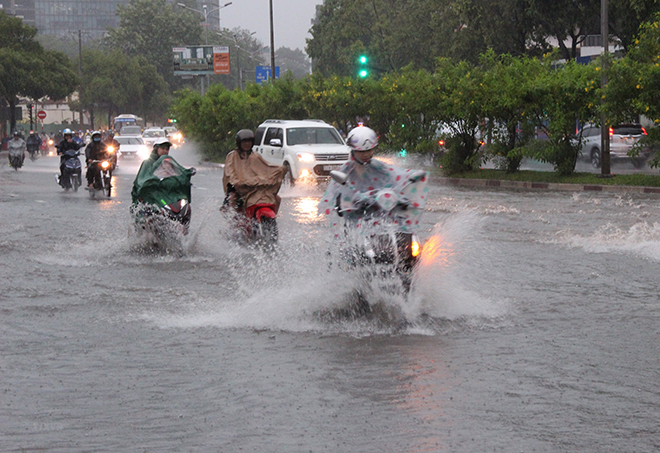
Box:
[173, 46, 217, 76]
[37, 110, 47, 120]
[255, 66, 280, 84]
[213, 46, 230, 75]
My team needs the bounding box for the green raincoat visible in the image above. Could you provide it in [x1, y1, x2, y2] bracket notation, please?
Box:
[131, 152, 193, 208]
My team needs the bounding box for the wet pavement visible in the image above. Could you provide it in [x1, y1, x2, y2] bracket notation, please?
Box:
[1, 147, 660, 452]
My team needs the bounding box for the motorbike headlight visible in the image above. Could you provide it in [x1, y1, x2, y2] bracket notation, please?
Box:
[101, 161, 110, 169]
[297, 152, 315, 163]
[138, 146, 150, 160]
[411, 237, 421, 257]
[107, 146, 115, 153]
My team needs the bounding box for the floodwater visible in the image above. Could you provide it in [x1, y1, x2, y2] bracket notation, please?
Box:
[1, 147, 660, 452]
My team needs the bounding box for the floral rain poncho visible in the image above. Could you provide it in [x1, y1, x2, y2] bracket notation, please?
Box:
[317, 157, 429, 232]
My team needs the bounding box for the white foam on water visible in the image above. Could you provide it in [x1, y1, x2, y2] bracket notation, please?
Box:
[143, 208, 510, 335]
[560, 221, 660, 262]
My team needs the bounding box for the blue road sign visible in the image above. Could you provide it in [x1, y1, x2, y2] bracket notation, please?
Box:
[256, 66, 280, 84]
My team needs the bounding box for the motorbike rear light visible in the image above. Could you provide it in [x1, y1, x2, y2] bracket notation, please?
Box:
[642, 127, 647, 135]
[411, 239, 421, 257]
[438, 140, 445, 146]
[609, 126, 614, 136]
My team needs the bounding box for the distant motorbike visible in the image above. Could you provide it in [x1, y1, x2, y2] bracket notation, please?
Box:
[329, 169, 427, 292]
[9, 152, 23, 170]
[27, 145, 40, 161]
[88, 159, 112, 198]
[57, 151, 82, 192]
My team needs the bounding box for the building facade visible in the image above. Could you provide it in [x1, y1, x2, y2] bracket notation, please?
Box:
[33, 0, 130, 38]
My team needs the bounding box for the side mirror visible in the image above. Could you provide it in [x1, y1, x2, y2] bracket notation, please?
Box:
[408, 170, 427, 183]
[269, 138, 282, 147]
[189, 167, 197, 176]
[330, 170, 348, 185]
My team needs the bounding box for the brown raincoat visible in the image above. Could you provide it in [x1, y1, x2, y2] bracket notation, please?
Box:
[222, 150, 287, 210]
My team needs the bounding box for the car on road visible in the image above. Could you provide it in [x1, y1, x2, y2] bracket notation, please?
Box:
[118, 125, 142, 136]
[142, 128, 167, 148]
[580, 123, 651, 168]
[253, 119, 350, 185]
[116, 136, 149, 160]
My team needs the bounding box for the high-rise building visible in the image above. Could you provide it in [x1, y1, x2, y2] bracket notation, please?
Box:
[33, 0, 130, 38]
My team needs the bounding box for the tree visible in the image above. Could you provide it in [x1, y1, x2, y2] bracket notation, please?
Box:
[532, 0, 600, 61]
[79, 49, 170, 128]
[105, 0, 203, 90]
[0, 11, 78, 132]
[275, 47, 311, 79]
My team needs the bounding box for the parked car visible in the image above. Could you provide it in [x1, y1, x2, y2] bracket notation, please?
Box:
[580, 123, 651, 168]
[253, 119, 350, 185]
[116, 135, 149, 160]
[141, 128, 167, 148]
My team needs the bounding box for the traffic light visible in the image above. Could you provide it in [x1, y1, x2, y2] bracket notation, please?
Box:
[357, 54, 369, 78]
[167, 118, 177, 123]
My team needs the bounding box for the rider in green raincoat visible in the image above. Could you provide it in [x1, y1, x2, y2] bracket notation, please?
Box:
[131, 138, 194, 208]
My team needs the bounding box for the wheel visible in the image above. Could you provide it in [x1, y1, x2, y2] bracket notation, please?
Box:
[284, 162, 295, 187]
[590, 148, 601, 168]
[105, 177, 111, 197]
[72, 175, 79, 192]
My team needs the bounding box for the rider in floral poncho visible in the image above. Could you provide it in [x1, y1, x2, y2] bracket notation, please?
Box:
[318, 126, 429, 232]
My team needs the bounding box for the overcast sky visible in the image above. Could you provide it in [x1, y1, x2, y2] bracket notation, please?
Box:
[219, 0, 323, 53]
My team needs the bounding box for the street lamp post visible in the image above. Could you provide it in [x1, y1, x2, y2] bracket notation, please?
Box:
[232, 32, 257, 90]
[177, 2, 232, 44]
[269, 0, 275, 81]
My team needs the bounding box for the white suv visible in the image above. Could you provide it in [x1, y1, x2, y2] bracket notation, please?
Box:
[253, 119, 350, 184]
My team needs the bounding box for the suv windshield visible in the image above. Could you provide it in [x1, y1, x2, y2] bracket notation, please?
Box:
[286, 127, 343, 146]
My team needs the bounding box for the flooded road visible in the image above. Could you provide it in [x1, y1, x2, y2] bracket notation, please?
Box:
[1, 147, 660, 452]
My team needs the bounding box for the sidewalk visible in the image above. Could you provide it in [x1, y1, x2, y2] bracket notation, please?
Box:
[434, 176, 660, 194]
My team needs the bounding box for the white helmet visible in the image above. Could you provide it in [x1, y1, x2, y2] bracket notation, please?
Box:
[153, 137, 173, 148]
[346, 126, 378, 151]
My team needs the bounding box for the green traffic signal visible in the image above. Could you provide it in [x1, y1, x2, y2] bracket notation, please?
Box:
[358, 69, 369, 78]
[359, 55, 368, 64]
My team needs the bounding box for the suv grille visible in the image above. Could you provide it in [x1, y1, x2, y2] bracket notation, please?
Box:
[314, 153, 349, 162]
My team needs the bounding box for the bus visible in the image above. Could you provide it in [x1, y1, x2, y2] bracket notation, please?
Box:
[113, 114, 144, 134]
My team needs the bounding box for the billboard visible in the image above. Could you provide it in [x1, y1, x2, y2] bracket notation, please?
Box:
[173, 46, 230, 76]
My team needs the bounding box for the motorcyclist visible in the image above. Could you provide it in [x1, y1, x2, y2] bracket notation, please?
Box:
[56, 128, 84, 185]
[317, 126, 428, 231]
[26, 131, 41, 159]
[131, 137, 195, 207]
[221, 129, 287, 215]
[84, 130, 111, 189]
[7, 131, 26, 166]
[104, 132, 120, 169]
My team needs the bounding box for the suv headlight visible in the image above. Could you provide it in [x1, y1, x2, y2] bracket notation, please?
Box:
[297, 152, 315, 163]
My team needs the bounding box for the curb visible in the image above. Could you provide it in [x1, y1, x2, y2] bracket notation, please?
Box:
[434, 176, 660, 195]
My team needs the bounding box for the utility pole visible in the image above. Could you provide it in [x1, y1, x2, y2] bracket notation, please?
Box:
[78, 30, 84, 128]
[600, 0, 611, 176]
[269, 0, 275, 80]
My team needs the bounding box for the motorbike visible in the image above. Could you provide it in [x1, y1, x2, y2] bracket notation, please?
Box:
[88, 159, 113, 198]
[222, 193, 279, 245]
[57, 151, 82, 192]
[27, 145, 40, 161]
[329, 169, 427, 293]
[131, 158, 196, 240]
[9, 152, 23, 170]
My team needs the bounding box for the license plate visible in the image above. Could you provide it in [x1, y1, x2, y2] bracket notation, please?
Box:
[323, 165, 339, 171]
